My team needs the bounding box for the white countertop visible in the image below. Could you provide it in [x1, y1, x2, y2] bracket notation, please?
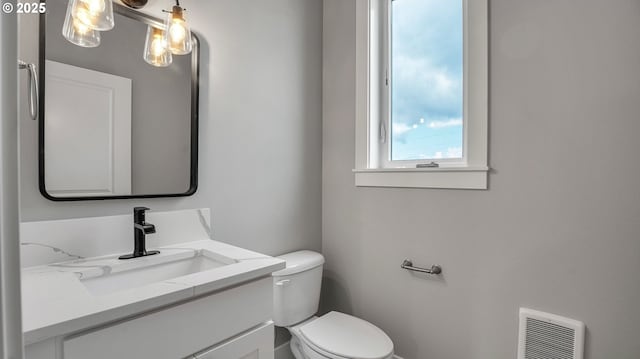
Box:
[21, 240, 285, 345]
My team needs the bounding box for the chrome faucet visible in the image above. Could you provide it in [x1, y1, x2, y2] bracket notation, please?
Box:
[119, 207, 160, 260]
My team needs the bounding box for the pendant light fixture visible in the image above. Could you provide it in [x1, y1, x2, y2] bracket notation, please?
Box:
[143, 26, 172, 67]
[60, 0, 191, 70]
[62, 0, 101, 48]
[163, 0, 192, 55]
[72, 0, 115, 31]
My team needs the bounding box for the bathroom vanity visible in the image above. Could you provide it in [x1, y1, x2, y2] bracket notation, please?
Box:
[20, 209, 285, 359]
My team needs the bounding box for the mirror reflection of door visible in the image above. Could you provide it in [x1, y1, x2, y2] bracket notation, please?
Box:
[45, 61, 133, 197]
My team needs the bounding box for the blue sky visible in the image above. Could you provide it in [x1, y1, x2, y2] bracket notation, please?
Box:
[391, 0, 463, 161]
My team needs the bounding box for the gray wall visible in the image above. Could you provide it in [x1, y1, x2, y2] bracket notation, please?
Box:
[19, 0, 323, 256]
[322, 1, 640, 359]
[45, 0, 192, 195]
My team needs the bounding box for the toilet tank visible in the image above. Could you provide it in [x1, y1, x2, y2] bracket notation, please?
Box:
[272, 250, 325, 327]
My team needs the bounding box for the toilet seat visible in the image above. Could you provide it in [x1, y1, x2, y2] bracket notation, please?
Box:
[297, 311, 394, 359]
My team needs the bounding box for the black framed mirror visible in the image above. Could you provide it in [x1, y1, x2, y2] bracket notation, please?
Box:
[38, 0, 199, 201]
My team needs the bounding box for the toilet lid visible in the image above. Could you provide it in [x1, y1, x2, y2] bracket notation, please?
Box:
[299, 311, 393, 359]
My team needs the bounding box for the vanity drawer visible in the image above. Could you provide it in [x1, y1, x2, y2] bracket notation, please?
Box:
[63, 277, 272, 359]
[191, 322, 274, 359]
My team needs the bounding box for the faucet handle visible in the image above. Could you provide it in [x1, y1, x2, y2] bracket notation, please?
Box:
[133, 207, 151, 222]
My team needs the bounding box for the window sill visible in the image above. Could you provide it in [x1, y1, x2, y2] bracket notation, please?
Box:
[353, 167, 489, 189]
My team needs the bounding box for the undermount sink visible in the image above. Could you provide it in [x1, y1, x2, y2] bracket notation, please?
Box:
[80, 250, 236, 296]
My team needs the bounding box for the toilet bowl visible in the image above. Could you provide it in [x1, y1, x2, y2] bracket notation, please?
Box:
[288, 313, 394, 359]
[272, 251, 394, 359]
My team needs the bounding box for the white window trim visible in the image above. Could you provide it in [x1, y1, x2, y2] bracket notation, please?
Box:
[354, 0, 489, 190]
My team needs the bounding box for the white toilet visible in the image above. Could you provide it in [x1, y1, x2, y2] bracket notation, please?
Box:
[272, 251, 394, 359]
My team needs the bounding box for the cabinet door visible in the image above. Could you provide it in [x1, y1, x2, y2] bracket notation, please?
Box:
[25, 339, 57, 359]
[194, 322, 274, 359]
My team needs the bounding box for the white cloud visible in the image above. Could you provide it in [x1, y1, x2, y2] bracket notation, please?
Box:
[394, 55, 460, 103]
[429, 147, 462, 159]
[392, 123, 413, 135]
[413, 147, 462, 160]
[447, 147, 463, 158]
[427, 118, 463, 129]
[390, 0, 464, 129]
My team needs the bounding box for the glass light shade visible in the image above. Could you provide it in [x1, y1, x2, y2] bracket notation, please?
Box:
[163, 5, 192, 55]
[144, 26, 172, 67]
[63, 0, 101, 48]
[72, 0, 114, 31]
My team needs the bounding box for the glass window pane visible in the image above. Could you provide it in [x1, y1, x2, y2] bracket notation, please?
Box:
[391, 0, 463, 161]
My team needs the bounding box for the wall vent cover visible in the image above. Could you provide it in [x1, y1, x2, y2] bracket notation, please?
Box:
[517, 308, 585, 359]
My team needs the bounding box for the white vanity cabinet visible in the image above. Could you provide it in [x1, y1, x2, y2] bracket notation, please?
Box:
[25, 277, 275, 359]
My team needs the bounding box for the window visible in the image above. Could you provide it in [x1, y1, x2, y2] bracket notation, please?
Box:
[388, 0, 463, 164]
[354, 0, 488, 189]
